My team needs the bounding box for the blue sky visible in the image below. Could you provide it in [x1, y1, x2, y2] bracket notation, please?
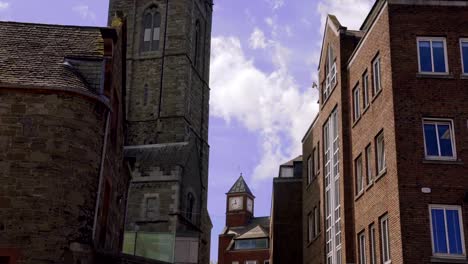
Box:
[0, 0, 374, 261]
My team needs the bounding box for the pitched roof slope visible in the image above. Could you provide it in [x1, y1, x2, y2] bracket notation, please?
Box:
[227, 175, 254, 197]
[0, 21, 107, 93]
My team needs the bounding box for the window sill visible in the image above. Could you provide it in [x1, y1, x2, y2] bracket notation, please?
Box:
[371, 88, 383, 104]
[362, 105, 370, 115]
[352, 115, 362, 128]
[416, 73, 454, 79]
[422, 159, 463, 165]
[355, 191, 365, 201]
[431, 256, 468, 263]
[375, 168, 387, 183]
[366, 181, 374, 191]
[306, 232, 322, 248]
[461, 75, 468, 79]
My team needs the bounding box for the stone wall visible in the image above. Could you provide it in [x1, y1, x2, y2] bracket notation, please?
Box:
[0, 91, 105, 264]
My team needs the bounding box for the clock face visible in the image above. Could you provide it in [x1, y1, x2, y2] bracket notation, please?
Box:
[247, 198, 253, 213]
[229, 196, 243, 211]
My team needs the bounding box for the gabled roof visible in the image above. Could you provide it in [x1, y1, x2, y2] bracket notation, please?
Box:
[227, 175, 254, 197]
[236, 225, 269, 240]
[0, 21, 111, 94]
[317, 14, 344, 71]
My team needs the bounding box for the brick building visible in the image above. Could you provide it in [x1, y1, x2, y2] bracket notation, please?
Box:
[0, 17, 130, 263]
[107, 0, 213, 263]
[303, 1, 468, 264]
[269, 156, 303, 264]
[218, 176, 270, 264]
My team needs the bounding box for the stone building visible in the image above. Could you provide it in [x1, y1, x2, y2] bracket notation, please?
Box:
[303, 0, 468, 263]
[0, 18, 129, 263]
[269, 156, 303, 264]
[218, 176, 270, 264]
[107, 0, 213, 263]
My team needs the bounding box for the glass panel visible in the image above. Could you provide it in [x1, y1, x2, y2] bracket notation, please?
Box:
[446, 209, 463, 255]
[144, 28, 152, 42]
[424, 124, 439, 156]
[433, 41, 446, 72]
[419, 41, 432, 72]
[432, 209, 448, 254]
[123, 232, 136, 254]
[438, 124, 453, 157]
[462, 42, 468, 74]
[373, 60, 381, 92]
[136, 233, 174, 262]
[153, 28, 161, 41]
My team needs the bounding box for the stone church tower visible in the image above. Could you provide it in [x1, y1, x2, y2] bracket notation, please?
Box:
[107, 0, 213, 263]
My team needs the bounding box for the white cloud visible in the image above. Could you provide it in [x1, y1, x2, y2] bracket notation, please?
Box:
[317, 0, 374, 33]
[210, 36, 318, 182]
[249, 28, 267, 50]
[0, 1, 9, 10]
[265, 0, 285, 10]
[73, 4, 96, 23]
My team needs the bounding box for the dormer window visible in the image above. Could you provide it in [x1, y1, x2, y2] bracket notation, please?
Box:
[323, 45, 337, 102]
[142, 6, 161, 52]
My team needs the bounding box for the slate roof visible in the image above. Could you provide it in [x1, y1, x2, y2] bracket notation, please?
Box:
[227, 175, 254, 197]
[224, 216, 271, 250]
[0, 21, 108, 94]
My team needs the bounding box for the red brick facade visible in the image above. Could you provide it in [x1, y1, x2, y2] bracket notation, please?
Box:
[218, 177, 270, 264]
[303, 1, 468, 264]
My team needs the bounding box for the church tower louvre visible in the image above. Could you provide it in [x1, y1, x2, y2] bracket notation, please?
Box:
[107, 0, 213, 263]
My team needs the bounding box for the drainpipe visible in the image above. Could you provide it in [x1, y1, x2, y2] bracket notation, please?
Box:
[92, 110, 111, 240]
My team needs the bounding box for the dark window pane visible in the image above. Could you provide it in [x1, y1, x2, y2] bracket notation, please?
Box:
[437, 124, 453, 157]
[432, 209, 448, 254]
[433, 41, 446, 72]
[419, 41, 432, 72]
[462, 43, 468, 74]
[0, 257, 10, 264]
[424, 124, 438, 156]
[446, 210, 463, 255]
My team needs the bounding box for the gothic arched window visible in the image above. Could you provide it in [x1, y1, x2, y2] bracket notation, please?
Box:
[142, 6, 161, 52]
[186, 193, 195, 221]
[194, 20, 200, 66]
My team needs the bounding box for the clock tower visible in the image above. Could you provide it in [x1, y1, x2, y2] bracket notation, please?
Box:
[226, 175, 255, 227]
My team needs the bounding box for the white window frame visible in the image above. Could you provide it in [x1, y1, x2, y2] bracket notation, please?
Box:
[313, 146, 319, 175]
[422, 118, 457, 161]
[370, 225, 377, 264]
[363, 72, 369, 108]
[359, 231, 367, 264]
[365, 145, 372, 184]
[307, 155, 313, 185]
[376, 132, 386, 175]
[246, 261, 257, 264]
[380, 215, 391, 264]
[232, 262, 239, 264]
[417, 37, 449, 74]
[460, 38, 468, 75]
[314, 206, 320, 238]
[323, 45, 337, 102]
[429, 204, 466, 258]
[372, 56, 382, 95]
[355, 155, 364, 195]
[308, 212, 313, 242]
[353, 85, 361, 122]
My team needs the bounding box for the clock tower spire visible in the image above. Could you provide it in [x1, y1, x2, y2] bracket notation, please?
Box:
[226, 174, 255, 227]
